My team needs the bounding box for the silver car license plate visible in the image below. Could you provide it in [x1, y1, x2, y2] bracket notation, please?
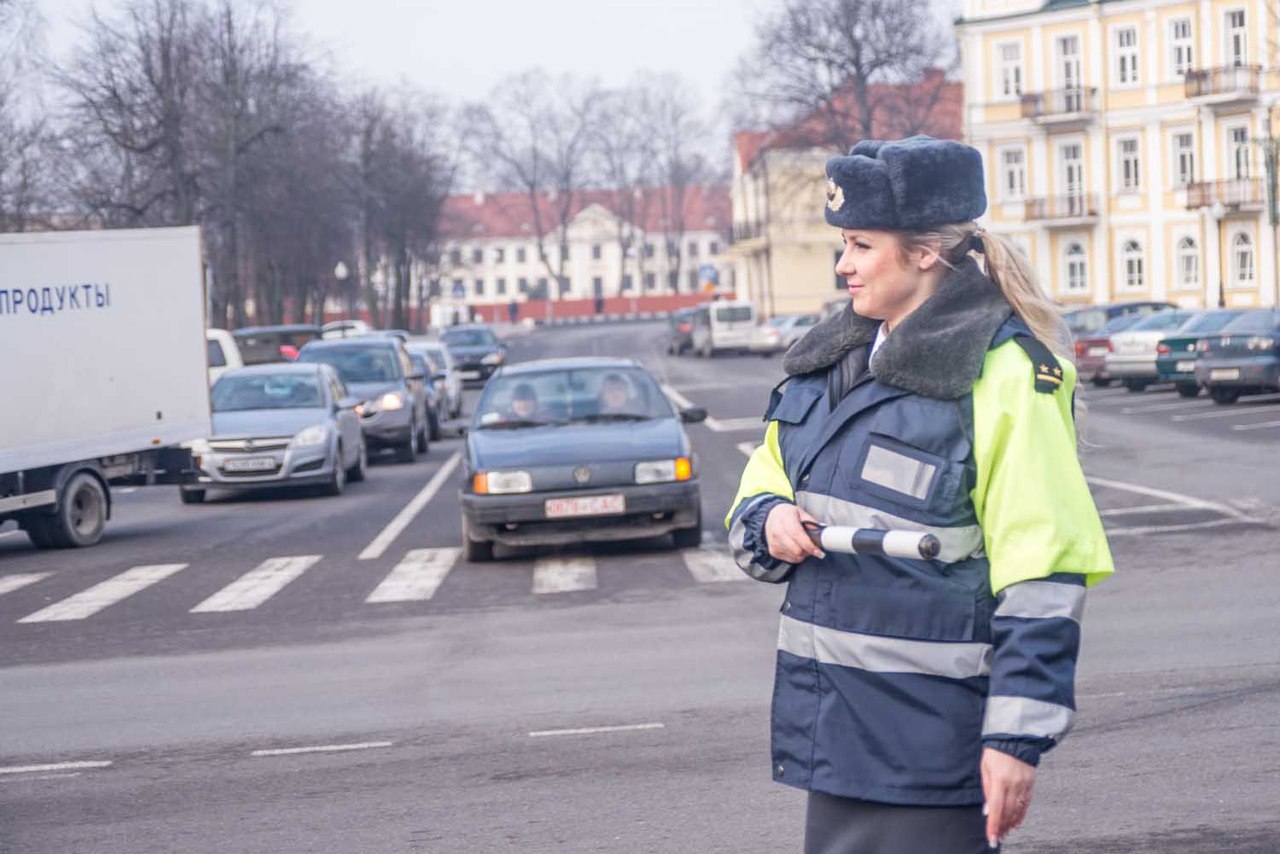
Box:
[223, 456, 277, 472]
[545, 494, 625, 519]
[1210, 368, 1241, 381]
[1175, 360, 1196, 372]
[1087, 346, 1108, 357]
[460, 370, 482, 380]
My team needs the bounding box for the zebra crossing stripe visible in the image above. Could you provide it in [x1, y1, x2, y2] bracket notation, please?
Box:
[682, 548, 746, 583]
[191, 556, 322, 613]
[365, 548, 460, 603]
[532, 556, 597, 594]
[18, 564, 188, 623]
[0, 573, 50, 598]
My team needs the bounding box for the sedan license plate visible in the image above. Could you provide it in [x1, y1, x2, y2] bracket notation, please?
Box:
[1087, 346, 1108, 357]
[223, 456, 277, 472]
[1175, 360, 1196, 373]
[545, 494, 625, 519]
[1210, 368, 1241, 381]
[460, 370, 482, 380]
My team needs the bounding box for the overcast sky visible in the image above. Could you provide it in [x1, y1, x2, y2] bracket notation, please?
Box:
[37, 0, 763, 112]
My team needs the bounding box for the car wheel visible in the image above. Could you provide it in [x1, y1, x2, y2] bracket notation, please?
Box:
[180, 487, 206, 504]
[1090, 377, 1113, 388]
[428, 408, 441, 442]
[415, 415, 430, 455]
[321, 447, 347, 496]
[1210, 387, 1240, 405]
[1122, 379, 1148, 393]
[462, 516, 493, 562]
[396, 420, 419, 463]
[1175, 382, 1200, 399]
[347, 440, 368, 483]
[42, 472, 108, 548]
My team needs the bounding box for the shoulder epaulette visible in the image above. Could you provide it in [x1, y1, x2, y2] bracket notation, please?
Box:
[763, 377, 790, 421]
[1011, 335, 1064, 394]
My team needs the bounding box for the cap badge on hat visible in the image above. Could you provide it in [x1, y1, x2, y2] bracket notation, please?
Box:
[825, 179, 845, 213]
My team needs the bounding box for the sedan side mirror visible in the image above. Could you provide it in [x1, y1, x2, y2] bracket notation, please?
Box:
[337, 396, 361, 412]
[679, 406, 708, 424]
[407, 371, 426, 382]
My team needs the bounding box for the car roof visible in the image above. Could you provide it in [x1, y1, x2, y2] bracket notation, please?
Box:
[232, 324, 320, 336]
[442, 324, 493, 332]
[219, 363, 326, 377]
[300, 337, 399, 351]
[496, 356, 639, 376]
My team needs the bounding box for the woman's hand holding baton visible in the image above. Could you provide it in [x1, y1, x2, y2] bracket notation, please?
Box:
[764, 503, 942, 563]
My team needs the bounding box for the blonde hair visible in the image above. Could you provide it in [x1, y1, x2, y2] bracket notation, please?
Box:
[896, 223, 1071, 358]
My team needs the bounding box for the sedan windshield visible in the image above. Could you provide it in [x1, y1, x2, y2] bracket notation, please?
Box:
[1220, 310, 1280, 335]
[212, 374, 324, 412]
[298, 347, 400, 383]
[443, 328, 497, 347]
[1129, 311, 1190, 332]
[1178, 311, 1243, 335]
[475, 367, 673, 428]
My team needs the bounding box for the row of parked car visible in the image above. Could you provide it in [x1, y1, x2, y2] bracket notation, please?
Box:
[1066, 301, 1280, 404]
[665, 301, 820, 357]
[187, 320, 508, 502]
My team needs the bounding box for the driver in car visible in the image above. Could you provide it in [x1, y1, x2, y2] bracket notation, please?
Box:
[596, 373, 636, 415]
[506, 383, 542, 421]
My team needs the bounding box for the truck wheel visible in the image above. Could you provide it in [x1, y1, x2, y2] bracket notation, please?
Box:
[463, 516, 493, 562]
[180, 488, 206, 504]
[22, 518, 55, 550]
[44, 472, 108, 548]
[1175, 382, 1200, 398]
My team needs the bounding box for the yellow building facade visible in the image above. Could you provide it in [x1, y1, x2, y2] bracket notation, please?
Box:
[959, 0, 1280, 309]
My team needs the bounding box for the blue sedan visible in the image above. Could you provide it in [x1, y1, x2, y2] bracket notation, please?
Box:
[459, 358, 706, 561]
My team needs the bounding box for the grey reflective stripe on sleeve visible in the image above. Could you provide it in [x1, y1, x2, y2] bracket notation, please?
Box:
[982, 695, 1074, 740]
[778, 615, 993, 679]
[861, 444, 938, 500]
[730, 499, 791, 583]
[995, 581, 1087, 623]
[796, 490, 984, 564]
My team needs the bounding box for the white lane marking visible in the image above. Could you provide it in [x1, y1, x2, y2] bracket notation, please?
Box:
[251, 741, 392, 757]
[1119, 400, 1213, 415]
[0, 573, 50, 597]
[365, 548, 460, 603]
[1098, 503, 1200, 517]
[359, 451, 463, 561]
[682, 548, 746, 583]
[191, 556, 321, 613]
[529, 722, 665, 738]
[0, 530, 22, 540]
[0, 761, 112, 775]
[532, 556, 597, 594]
[736, 442, 758, 458]
[1085, 476, 1252, 520]
[1171, 398, 1280, 421]
[18, 564, 187, 623]
[1106, 517, 1257, 537]
[116, 488, 138, 495]
[1232, 418, 1280, 432]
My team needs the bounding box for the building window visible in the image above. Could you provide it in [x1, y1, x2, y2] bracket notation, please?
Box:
[1231, 232, 1255, 286]
[452, 278, 464, 298]
[494, 247, 505, 263]
[1170, 19, 1193, 77]
[474, 278, 485, 296]
[1115, 27, 1139, 85]
[709, 241, 720, 256]
[644, 272, 656, 290]
[560, 245, 570, 262]
[449, 249, 461, 265]
[688, 241, 699, 258]
[591, 276, 603, 296]
[1000, 147, 1026, 200]
[518, 277, 529, 293]
[536, 277, 548, 297]
[472, 248, 483, 265]
[517, 247, 527, 263]
[1122, 240, 1145, 289]
[621, 274, 633, 292]
[1064, 242, 1088, 293]
[1173, 132, 1195, 186]
[558, 276, 571, 296]
[666, 271, 678, 290]
[591, 244, 601, 260]
[688, 270, 699, 290]
[666, 241, 678, 257]
[1175, 237, 1199, 290]
[1118, 138, 1141, 191]
[997, 42, 1023, 99]
[644, 243, 655, 258]
[1230, 126, 1251, 179]
[496, 277, 507, 295]
[1225, 10, 1247, 66]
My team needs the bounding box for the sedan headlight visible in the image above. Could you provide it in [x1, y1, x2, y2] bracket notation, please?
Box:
[481, 352, 505, 366]
[634, 457, 693, 484]
[473, 470, 533, 494]
[376, 391, 406, 411]
[291, 424, 330, 448]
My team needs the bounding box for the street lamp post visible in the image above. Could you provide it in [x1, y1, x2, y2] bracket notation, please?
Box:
[1257, 99, 1280, 307]
[1210, 202, 1227, 308]
[333, 261, 349, 323]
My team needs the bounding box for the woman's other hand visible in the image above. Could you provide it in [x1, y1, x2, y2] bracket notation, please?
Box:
[981, 746, 1037, 848]
[764, 504, 826, 564]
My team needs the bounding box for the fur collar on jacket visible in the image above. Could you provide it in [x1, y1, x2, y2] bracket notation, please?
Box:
[781, 256, 1013, 400]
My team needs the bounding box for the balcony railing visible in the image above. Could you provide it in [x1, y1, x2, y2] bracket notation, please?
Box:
[1184, 178, 1266, 210]
[731, 222, 765, 243]
[1184, 65, 1261, 100]
[1024, 193, 1099, 222]
[1020, 88, 1098, 121]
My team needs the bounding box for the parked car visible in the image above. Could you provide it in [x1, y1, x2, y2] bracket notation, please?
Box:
[1063, 300, 1176, 338]
[750, 313, 820, 355]
[231, 324, 321, 365]
[406, 339, 463, 420]
[1072, 314, 1145, 387]
[1195, 309, 1280, 404]
[666, 307, 697, 355]
[1154, 309, 1246, 398]
[206, 329, 245, 384]
[442, 324, 506, 385]
[296, 338, 429, 461]
[459, 357, 706, 561]
[691, 300, 757, 357]
[407, 350, 445, 441]
[321, 319, 373, 339]
[182, 364, 366, 503]
[1103, 310, 1194, 391]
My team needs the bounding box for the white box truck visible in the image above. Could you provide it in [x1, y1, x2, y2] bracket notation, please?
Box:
[0, 226, 211, 548]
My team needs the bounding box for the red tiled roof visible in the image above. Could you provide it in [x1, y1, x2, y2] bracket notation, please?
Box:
[440, 185, 730, 241]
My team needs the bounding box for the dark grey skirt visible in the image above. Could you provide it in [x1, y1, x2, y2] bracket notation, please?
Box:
[804, 791, 995, 854]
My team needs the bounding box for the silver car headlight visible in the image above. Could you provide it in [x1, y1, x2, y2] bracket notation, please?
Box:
[475, 470, 533, 494]
[291, 424, 330, 448]
[481, 352, 504, 366]
[634, 458, 693, 484]
[377, 391, 406, 411]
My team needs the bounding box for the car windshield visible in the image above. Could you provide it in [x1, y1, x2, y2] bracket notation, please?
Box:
[1178, 311, 1243, 334]
[443, 328, 497, 347]
[475, 367, 673, 428]
[211, 373, 324, 412]
[1220, 310, 1280, 334]
[1098, 315, 1142, 335]
[297, 346, 401, 383]
[1129, 311, 1189, 332]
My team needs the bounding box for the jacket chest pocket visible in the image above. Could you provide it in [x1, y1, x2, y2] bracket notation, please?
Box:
[838, 404, 971, 515]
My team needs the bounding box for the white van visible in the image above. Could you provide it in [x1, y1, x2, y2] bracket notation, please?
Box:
[206, 329, 244, 384]
[691, 300, 757, 357]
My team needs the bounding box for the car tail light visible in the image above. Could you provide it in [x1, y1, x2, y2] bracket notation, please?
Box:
[1196, 339, 1211, 353]
[677, 322, 692, 333]
[1247, 337, 1277, 350]
[1074, 341, 1085, 357]
[1106, 341, 1115, 352]
[1156, 343, 1171, 355]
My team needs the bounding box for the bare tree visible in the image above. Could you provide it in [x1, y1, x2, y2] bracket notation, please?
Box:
[739, 0, 955, 147]
[591, 83, 657, 297]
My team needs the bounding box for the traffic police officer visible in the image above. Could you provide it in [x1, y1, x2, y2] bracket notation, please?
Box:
[727, 136, 1114, 853]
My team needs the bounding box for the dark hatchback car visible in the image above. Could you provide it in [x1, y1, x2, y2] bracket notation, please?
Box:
[459, 358, 706, 561]
[442, 324, 505, 385]
[1155, 309, 1246, 397]
[666, 307, 697, 355]
[1195, 309, 1280, 404]
[1073, 314, 1144, 387]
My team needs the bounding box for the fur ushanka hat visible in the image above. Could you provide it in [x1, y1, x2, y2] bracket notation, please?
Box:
[824, 135, 987, 231]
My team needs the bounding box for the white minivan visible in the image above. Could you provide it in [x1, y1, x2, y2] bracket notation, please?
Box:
[691, 300, 757, 357]
[206, 329, 245, 384]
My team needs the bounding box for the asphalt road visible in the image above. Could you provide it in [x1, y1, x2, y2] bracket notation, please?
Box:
[2, 321, 1278, 853]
